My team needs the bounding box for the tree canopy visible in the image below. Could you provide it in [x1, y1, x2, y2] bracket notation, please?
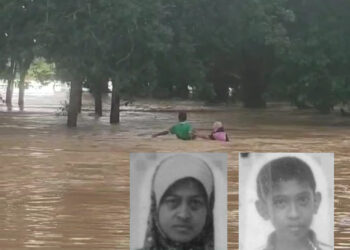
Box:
[0, 0, 349, 125]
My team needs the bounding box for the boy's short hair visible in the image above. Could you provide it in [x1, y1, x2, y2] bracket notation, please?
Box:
[178, 111, 187, 122]
[256, 157, 316, 201]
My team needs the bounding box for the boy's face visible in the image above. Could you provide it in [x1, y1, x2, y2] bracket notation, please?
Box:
[256, 179, 321, 241]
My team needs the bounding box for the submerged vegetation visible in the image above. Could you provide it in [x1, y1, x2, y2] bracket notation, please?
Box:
[0, 0, 349, 126]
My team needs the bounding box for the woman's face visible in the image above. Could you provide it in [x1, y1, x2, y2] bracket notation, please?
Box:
[158, 178, 208, 243]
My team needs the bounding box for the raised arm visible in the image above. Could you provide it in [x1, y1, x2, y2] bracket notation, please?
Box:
[152, 130, 169, 138]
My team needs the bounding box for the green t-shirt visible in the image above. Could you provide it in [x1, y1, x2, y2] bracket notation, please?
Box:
[169, 122, 193, 140]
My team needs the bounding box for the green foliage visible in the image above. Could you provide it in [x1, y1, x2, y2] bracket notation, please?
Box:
[194, 81, 216, 101]
[274, 0, 350, 112]
[27, 57, 55, 84]
[0, 0, 42, 70]
[1, 0, 349, 114]
[333, 77, 350, 106]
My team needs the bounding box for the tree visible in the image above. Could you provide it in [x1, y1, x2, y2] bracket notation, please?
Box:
[1, 0, 18, 107]
[170, 0, 293, 105]
[229, 0, 293, 107]
[38, 0, 168, 126]
[27, 57, 55, 84]
[0, 0, 41, 108]
[97, 0, 169, 123]
[41, 0, 99, 127]
[275, 0, 350, 113]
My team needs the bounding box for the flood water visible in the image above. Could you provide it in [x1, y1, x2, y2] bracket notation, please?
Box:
[0, 85, 349, 249]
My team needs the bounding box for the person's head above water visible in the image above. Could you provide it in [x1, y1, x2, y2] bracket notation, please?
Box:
[212, 121, 224, 132]
[178, 111, 187, 122]
[255, 156, 322, 245]
[143, 154, 215, 250]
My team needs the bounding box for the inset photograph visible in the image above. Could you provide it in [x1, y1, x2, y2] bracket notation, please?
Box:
[239, 153, 334, 250]
[130, 153, 227, 250]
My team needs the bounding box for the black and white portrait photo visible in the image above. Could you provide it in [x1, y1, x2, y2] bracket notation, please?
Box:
[130, 153, 227, 250]
[239, 153, 334, 250]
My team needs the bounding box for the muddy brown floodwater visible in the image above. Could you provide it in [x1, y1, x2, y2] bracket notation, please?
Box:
[0, 90, 349, 249]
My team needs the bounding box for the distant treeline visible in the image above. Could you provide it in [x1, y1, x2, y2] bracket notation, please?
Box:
[1, 0, 349, 126]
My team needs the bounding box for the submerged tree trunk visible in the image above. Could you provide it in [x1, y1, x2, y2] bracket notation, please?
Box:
[18, 70, 26, 109]
[94, 89, 102, 116]
[78, 85, 82, 113]
[18, 55, 33, 109]
[6, 79, 14, 107]
[67, 79, 82, 127]
[6, 59, 16, 107]
[110, 78, 120, 124]
[93, 77, 106, 117]
[241, 78, 266, 108]
[240, 61, 266, 108]
[101, 80, 110, 93]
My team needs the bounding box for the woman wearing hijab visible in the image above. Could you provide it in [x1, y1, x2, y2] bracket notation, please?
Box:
[140, 154, 215, 250]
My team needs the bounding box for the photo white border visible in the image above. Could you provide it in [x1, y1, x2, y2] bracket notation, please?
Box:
[130, 152, 227, 250]
[239, 152, 334, 250]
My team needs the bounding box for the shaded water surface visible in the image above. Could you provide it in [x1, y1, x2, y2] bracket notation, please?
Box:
[0, 94, 349, 249]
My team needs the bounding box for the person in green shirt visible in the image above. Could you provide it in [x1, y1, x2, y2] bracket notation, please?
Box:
[152, 111, 195, 140]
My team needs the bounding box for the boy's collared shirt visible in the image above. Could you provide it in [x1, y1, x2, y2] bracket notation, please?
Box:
[261, 230, 332, 250]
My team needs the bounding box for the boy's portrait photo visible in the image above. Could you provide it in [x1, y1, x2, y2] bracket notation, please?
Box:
[239, 153, 334, 250]
[130, 153, 227, 250]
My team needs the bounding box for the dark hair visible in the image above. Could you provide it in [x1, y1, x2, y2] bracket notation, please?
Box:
[178, 111, 187, 122]
[256, 157, 316, 201]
